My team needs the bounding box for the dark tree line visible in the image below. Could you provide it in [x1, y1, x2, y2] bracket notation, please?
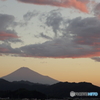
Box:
[0, 88, 46, 99]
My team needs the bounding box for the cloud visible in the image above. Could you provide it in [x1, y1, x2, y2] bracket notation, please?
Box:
[23, 10, 39, 21]
[0, 14, 21, 42]
[34, 32, 53, 40]
[0, 13, 23, 56]
[0, 43, 21, 55]
[17, 0, 89, 13]
[39, 33, 53, 40]
[0, 31, 19, 40]
[91, 57, 100, 62]
[0, 14, 14, 31]
[19, 36, 94, 58]
[45, 9, 64, 37]
[0, 47, 9, 52]
[66, 17, 100, 45]
[66, 16, 100, 57]
[17, 16, 100, 58]
[93, 3, 100, 17]
[1, 10, 100, 59]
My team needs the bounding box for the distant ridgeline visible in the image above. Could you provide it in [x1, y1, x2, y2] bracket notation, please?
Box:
[0, 79, 100, 99]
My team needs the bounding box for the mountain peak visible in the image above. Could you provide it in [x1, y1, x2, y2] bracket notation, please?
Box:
[2, 67, 59, 85]
[19, 67, 30, 70]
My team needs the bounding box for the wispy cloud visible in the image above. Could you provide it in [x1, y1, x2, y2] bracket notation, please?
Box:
[39, 33, 53, 40]
[23, 10, 39, 21]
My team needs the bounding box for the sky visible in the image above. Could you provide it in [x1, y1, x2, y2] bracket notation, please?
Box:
[0, 0, 100, 86]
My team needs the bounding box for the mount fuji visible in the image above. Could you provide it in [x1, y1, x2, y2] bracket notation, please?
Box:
[2, 67, 59, 85]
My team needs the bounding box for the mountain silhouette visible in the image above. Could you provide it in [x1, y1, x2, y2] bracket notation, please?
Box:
[2, 67, 58, 85]
[0, 79, 100, 98]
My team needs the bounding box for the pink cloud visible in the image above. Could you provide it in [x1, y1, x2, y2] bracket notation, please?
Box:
[17, 0, 89, 13]
[0, 47, 9, 52]
[0, 31, 19, 40]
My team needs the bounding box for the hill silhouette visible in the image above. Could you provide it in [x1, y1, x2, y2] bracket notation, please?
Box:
[44, 82, 100, 98]
[2, 67, 58, 85]
[0, 88, 46, 99]
[0, 79, 100, 98]
[0, 78, 48, 91]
